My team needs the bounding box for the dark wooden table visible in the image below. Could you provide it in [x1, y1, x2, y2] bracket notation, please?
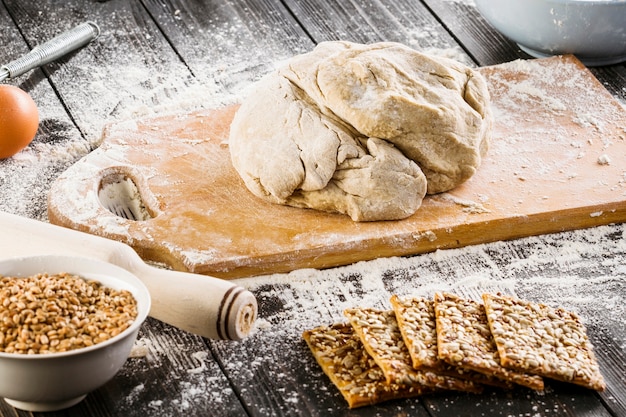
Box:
[1, 1, 625, 416]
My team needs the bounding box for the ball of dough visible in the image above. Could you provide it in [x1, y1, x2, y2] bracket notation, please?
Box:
[229, 41, 492, 221]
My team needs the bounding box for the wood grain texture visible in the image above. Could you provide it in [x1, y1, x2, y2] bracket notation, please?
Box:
[140, 0, 314, 87]
[0, 2, 88, 221]
[2, 0, 195, 140]
[48, 56, 626, 279]
[97, 319, 248, 417]
[283, 0, 473, 60]
[210, 223, 626, 417]
[590, 65, 626, 102]
[0, 0, 625, 416]
[420, 0, 528, 66]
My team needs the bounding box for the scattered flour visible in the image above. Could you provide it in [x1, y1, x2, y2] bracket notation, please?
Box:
[198, 222, 626, 415]
[598, 154, 612, 165]
[438, 193, 492, 213]
[1, 17, 625, 414]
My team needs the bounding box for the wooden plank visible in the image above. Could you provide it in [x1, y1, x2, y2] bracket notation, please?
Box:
[420, 0, 526, 66]
[94, 318, 248, 417]
[141, 0, 315, 86]
[48, 56, 626, 279]
[282, 0, 474, 63]
[2, 0, 197, 141]
[209, 223, 626, 417]
[590, 65, 626, 102]
[0, 400, 19, 417]
[0, 2, 89, 221]
[0, 2, 247, 416]
[423, 385, 612, 417]
[0, 0, 199, 223]
[592, 328, 626, 417]
[2, 2, 625, 417]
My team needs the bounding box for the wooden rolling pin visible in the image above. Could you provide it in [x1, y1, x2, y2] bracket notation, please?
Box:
[0, 211, 257, 341]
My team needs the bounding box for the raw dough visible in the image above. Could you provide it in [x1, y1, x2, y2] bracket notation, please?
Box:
[229, 41, 492, 221]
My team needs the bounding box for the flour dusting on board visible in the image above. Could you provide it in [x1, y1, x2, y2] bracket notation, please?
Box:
[44, 55, 626, 281]
[1, 28, 626, 414]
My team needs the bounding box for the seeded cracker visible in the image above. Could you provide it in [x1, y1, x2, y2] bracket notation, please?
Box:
[433, 292, 544, 390]
[390, 295, 512, 389]
[344, 307, 483, 393]
[482, 293, 606, 391]
[389, 296, 440, 370]
[302, 323, 423, 408]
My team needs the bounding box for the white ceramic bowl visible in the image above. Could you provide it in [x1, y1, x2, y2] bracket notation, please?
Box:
[0, 255, 151, 412]
[475, 0, 626, 66]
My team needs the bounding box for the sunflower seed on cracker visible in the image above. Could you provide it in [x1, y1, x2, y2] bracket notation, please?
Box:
[302, 323, 424, 408]
[433, 292, 544, 390]
[344, 307, 483, 393]
[390, 295, 440, 370]
[390, 295, 512, 389]
[482, 293, 605, 391]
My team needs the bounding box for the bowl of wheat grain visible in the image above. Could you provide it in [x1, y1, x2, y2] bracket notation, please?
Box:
[0, 255, 150, 412]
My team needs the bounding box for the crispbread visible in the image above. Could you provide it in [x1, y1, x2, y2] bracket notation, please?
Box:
[344, 307, 483, 393]
[302, 323, 423, 408]
[390, 295, 512, 389]
[482, 293, 606, 391]
[433, 292, 544, 390]
[389, 295, 440, 370]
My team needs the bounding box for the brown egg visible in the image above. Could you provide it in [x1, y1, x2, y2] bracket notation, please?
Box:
[0, 85, 39, 159]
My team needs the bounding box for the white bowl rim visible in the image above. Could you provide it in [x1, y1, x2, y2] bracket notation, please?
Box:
[476, 0, 626, 5]
[551, 0, 626, 3]
[0, 255, 150, 360]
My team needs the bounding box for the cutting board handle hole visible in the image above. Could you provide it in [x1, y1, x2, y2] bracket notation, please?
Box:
[98, 169, 157, 221]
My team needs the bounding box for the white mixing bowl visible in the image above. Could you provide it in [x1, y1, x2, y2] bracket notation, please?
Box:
[0, 255, 151, 412]
[475, 0, 626, 66]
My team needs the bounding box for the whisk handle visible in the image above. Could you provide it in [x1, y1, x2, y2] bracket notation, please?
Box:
[0, 21, 100, 81]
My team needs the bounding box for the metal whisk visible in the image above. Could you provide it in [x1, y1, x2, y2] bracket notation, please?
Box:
[0, 21, 100, 82]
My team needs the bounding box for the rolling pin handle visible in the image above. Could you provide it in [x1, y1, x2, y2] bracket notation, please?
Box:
[0, 211, 258, 340]
[129, 262, 258, 341]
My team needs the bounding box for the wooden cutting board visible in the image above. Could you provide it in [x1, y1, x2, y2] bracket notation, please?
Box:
[48, 55, 626, 279]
